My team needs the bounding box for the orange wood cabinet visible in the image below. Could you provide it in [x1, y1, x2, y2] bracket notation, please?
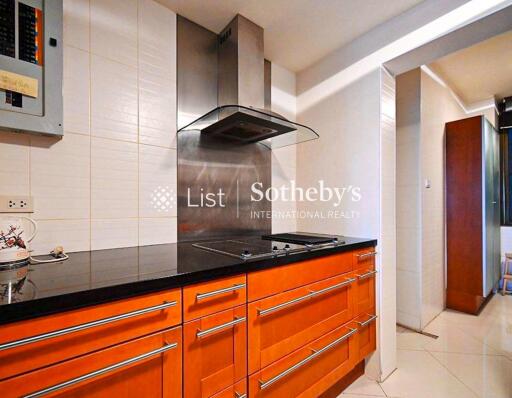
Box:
[248, 273, 355, 374]
[0, 327, 182, 398]
[353, 311, 377, 362]
[249, 323, 357, 398]
[183, 275, 247, 321]
[248, 252, 352, 301]
[184, 305, 247, 397]
[0, 289, 181, 381]
[210, 379, 247, 398]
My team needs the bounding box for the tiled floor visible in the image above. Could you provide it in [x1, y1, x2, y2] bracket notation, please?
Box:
[338, 294, 512, 398]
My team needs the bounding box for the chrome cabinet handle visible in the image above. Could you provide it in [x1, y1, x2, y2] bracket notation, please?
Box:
[196, 283, 246, 301]
[356, 269, 378, 280]
[22, 343, 178, 398]
[0, 301, 177, 352]
[196, 316, 246, 339]
[258, 278, 355, 317]
[357, 251, 377, 259]
[259, 327, 357, 390]
[235, 393, 246, 398]
[356, 314, 378, 327]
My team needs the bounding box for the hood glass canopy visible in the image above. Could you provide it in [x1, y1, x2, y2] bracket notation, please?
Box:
[177, 105, 319, 149]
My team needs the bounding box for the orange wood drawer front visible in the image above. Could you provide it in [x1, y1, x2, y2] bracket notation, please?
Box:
[249, 323, 356, 398]
[0, 327, 182, 398]
[184, 305, 247, 398]
[353, 311, 377, 361]
[211, 379, 247, 398]
[354, 267, 377, 316]
[183, 274, 247, 321]
[0, 289, 181, 380]
[248, 273, 355, 374]
[248, 252, 352, 302]
[0, 289, 181, 381]
[353, 247, 377, 271]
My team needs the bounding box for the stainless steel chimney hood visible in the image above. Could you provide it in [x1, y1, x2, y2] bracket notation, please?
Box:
[177, 15, 318, 149]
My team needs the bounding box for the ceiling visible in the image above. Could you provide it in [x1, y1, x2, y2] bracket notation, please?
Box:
[429, 30, 512, 104]
[157, 0, 425, 72]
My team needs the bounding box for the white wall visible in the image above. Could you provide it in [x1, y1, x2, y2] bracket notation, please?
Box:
[296, 66, 396, 380]
[0, 0, 178, 254]
[396, 66, 499, 330]
[271, 63, 297, 233]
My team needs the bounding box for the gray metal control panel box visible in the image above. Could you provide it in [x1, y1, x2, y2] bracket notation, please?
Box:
[0, 0, 63, 136]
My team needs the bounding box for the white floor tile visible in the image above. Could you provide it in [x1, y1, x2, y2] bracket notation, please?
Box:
[380, 349, 479, 398]
[342, 375, 385, 396]
[431, 351, 512, 398]
[396, 330, 433, 351]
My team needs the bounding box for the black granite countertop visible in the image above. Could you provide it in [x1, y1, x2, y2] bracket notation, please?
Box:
[0, 233, 376, 325]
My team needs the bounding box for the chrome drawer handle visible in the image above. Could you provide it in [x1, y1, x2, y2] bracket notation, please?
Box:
[357, 251, 377, 259]
[22, 343, 178, 398]
[259, 327, 357, 390]
[196, 283, 246, 301]
[235, 393, 246, 398]
[356, 269, 378, 280]
[356, 314, 378, 327]
[0, 301, 177, 352]
[196, 316, 246, 339]
[258, 278, 355, 317]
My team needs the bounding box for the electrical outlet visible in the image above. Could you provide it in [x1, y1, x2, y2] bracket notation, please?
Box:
[0, 196, 34, 213]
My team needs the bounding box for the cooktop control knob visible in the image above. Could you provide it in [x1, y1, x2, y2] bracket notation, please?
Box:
[273, 246, 278, 251]
[284, 244, 290, 250]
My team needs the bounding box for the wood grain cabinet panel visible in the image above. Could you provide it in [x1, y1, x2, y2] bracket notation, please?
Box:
[184, 305, 247, 398]
[248, 273, 355, 374]
[353, 268, 376, 316]
[0, 327, 182, 398]
[210, 379, 247, 398]
[249, 323, 357, 398]
[183, 275, 247, 321]
[352, 248, 376, 271]
[248, 252, 352, 302]
[353, 311, 377, 362]
[0, 289, 181, 381]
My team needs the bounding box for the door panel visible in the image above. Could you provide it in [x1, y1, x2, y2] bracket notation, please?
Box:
[248, 273, 355, 374]
[184, 305, 247, 397]
[353, 311, 377, 361]
[249, 323, 356, 398]
[0, 289, 181, 381]
[0, 328, 182, 398]
[354, 268, 376, 316]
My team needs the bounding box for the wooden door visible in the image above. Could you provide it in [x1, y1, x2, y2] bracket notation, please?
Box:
[0, 328, 182, 398]
[248, 273, 354, 374]
[353, 249, 376, 316]
[354, 311, 377, 361]
[184, 305, 247, 397]
[249, 323, 356, 398]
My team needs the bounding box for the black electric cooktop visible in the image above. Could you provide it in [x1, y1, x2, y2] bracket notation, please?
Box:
[0, 233, 376, 325]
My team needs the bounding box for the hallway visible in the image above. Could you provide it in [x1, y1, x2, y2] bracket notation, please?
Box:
[339, 295, 512, 398]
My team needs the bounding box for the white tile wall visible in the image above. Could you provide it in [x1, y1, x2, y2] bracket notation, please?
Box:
[31, 133, 91, 220]
[0, 0, 178, 255]
[90, 0, 138, 67]
[139, 145, 177, 218]
[63, 46, 90, 135]
[63, 0, 89, 51]
[91, 55, 138, 143]
[0, 132, 30, 195]
[91, 137, 138, 219]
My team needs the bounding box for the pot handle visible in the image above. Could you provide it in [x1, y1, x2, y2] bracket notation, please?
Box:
[20, 217, 37, 243]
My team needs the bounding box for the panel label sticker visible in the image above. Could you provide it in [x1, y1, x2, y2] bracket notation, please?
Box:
[0, 69, 38, 98]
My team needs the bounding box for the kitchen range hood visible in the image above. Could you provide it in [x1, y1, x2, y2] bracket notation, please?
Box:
[177, 15, 319, 149]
